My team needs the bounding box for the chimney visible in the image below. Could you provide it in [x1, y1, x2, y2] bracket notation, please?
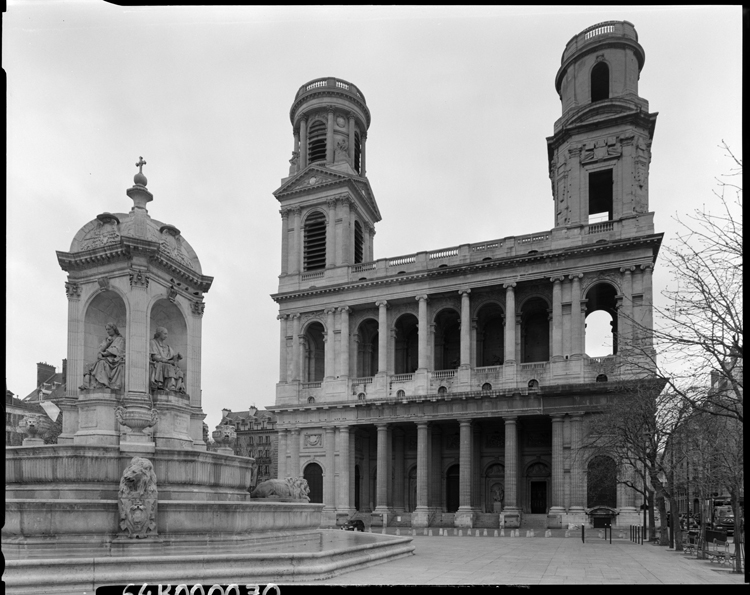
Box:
[62, 359, 68, 386]
[37, 362, 56, 387]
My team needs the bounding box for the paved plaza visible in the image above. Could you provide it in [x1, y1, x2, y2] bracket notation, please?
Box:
[306, 531, 746, 585]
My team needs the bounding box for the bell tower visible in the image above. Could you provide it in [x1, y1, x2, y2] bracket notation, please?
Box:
[547, 21, 658, 234]
[274, 77, 380, 289]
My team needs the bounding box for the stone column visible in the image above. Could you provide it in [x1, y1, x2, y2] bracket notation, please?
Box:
[349, 430, 356, 511]
[393, 428, 405, 512]
[299, 117, 308, 170]
[326, 198, 336, 268]
[503, 284, 516, 364]
[416, 295, 429, 370]
[569, 413, 585, 512]
[376, 300, 388, 374]
[291, 314, 301, 382]
[361, 430, 371, 512]
[550, 414, 565, 513]
[455, 419, 475, 528]
[430, 425, 442, 509]
[348, 112, 356, 164]
[640, 263, 654, 349]
[361, 132, 367, 177]
[278, 314, 288, 383]
[289, 428, 300, 477]
[504, 417, 519, 512]
[341, 197, 351, 266]
[325, 308, 336, 380]
[374, 423, 390, 513]
[326, 107, 334, 164]
[291, 207, 301, 275]
[551, 277, 564, 361]
[324, 426, 336, 513]
[338, 425, 351, 513]
[339, 306, 350, 379]
[570, 274, 584, 358]
[413, 421, 430, 527]
[280, 208, 289, 275]
[459, 289, 471, 368]
[277, 429, 288, 478]
[619, 266, 635, 352]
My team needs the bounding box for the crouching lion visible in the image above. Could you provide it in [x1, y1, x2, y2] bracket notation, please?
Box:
[250, 477, 311, 501]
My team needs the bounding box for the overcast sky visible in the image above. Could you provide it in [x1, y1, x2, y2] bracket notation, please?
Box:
[5, 4, 742, 433]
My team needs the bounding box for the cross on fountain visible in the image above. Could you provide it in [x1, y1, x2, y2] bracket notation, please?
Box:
[136, 156, 147, 174]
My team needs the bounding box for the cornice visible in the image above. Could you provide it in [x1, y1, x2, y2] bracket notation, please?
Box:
[271, 233, 663, 303]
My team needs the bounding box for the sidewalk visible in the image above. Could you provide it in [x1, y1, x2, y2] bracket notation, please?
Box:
[303, 532, 746, 585]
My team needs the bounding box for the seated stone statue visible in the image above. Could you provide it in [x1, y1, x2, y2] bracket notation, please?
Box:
[80, 322, 125, 390]
[149, 326, 185, 392]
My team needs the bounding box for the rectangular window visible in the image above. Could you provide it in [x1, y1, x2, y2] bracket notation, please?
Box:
[588, 169, 613, 223]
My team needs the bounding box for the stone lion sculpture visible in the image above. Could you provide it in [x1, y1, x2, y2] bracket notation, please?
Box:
[250, 477, 310, 501]
[118, 456, 158, 538]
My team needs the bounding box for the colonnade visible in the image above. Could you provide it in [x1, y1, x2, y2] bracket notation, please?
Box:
[277, 266, 654, 383]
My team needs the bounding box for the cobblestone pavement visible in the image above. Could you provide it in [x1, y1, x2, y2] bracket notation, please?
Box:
[303, 530, 746, 585]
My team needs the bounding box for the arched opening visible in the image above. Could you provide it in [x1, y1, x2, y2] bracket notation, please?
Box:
[354, 131, 361, 173]
[356, 318, 379, 377]
[433, 308, 460, 370]
[303, 321, 325, 382]
[307, 119, 327, 163]
[303, 462, 324, 504]
[83, 290, 127, 391]
[149, 298, 188, 389]
[303, 211, 326, 271]
[446, 464, 460, 513]
[528, 379, 539, 391]
[521, 298, 550, 363]
[587, 455, 617, 508]
[485, 463, 505, 513]
[476, 303, 504, 367]
[526, 461, 550, 513]
[354, 220, 364, 264]
[585, 283, 618, 356]
[394, 314, 419, 374]
[482, 382, 492, 391]
[596, 374, 608, 382]
[591, 61, 610, 103]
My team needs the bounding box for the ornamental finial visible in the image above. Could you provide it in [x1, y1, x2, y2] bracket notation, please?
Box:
[134, 156, 148, 186]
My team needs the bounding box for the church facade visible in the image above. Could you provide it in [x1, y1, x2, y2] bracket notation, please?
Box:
[268, 21, 662, 529]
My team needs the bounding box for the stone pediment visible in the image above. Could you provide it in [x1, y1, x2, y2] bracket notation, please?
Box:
[275, 166, 351, 197]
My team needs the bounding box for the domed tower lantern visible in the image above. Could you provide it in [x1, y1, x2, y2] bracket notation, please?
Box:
[547, 21, 658, 235]
[273, 77, 382, 289]
[56, 159, 214, 452]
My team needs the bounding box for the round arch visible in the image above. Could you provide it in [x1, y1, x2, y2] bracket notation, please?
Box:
[475, 301, 505, 367]
[584, 282, 619, 356]
[354, 317, 379, 377]
[302, 460, 324, 504]
[393, 313, 419, 375]
[433, 308, 460, 370]
[520, 297, 550, 363]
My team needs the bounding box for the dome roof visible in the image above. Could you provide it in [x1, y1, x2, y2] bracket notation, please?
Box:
[68, 210, 203, 274]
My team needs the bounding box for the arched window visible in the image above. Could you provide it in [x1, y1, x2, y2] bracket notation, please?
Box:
[591, 62, 609, 102]
[596, 374, 608, 382]
[354, 220, 364, 264]
[434, 309, 460, 370]
[307, 120, 327, 163]
[476, 303, 504, 367]
[394, 314, 419, 374]
[356, 318, 379, 377]
[397, 389, 406, 398]
[585, 283, 618, 356]
[304, 211, 326, 271]
[303, 321, 325, 382]
[303, 462, 324, 503]
[528, 379, 539, 391]
[437, 386, 447, 396]
[482, 383, 492, 391]
[354, 131, 361, 173]
[358, 392, 366, 401]
[521, 298, 550, 363]
[307, 396, 315, 404]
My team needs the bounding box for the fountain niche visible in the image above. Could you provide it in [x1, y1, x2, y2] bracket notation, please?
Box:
[4, 162, 413, 593]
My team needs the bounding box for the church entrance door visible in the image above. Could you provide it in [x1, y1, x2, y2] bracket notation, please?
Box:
[530, 481, 547, 513]
[446, 465, 460, 512]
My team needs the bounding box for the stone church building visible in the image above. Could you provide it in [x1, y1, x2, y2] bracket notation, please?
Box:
[268, 21, 662, 529]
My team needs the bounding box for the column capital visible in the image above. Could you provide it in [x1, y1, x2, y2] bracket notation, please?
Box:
[338, 306, 351, 314]
[290, 427, 300, 435]
[299, 114, 309, 123]
[458, 288, 471, 296]
[569, 412, 585, 420]
[416, 420, 431, 429]
[375, 422, 390, 430]
[337, 424, 350, 432]
[458, 418, 473, 427]
[550, 276, 564, 284]
[640, 263, 654, 272]
[277, 313, 288, 321]
[291, 312, 301, 319]
[324, 425, 336, 433]
[326, 104, 335, 113]
[325, 308, 336, 315]
[64, 281, 82, 300]
[326, 198, 337, 209]
[503, 282, 516, 290]
[569, 273, 584, 281]
[503, 416, 518, 424]
[290, 205, 302, 216]
[620, 266, 636, 275]
[375, 300, 389, 308]
[415, 294, 429, 302]
[550, 413, 565, 422]
[279, 207, 291, 219]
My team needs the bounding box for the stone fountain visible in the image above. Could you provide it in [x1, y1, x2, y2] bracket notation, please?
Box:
[4, 161, 413, 593]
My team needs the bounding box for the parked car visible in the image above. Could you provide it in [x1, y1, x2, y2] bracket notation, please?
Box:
[340, 519, 365, 532]
[716, 515, 735, 536]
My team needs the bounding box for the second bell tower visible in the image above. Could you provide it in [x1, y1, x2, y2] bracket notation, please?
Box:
[547, 21, 658, 235]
